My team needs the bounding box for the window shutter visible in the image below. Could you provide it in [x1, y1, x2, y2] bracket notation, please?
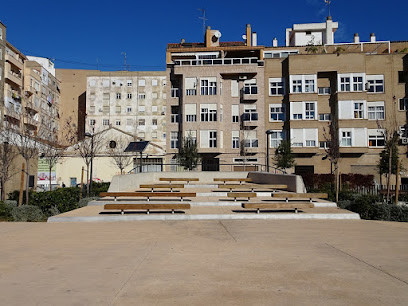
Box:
[185, 104, 197, 115]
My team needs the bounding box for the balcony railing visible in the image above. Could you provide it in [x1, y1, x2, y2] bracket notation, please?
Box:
[244, 139, 259, 148]
[171, 88, 179, 98]
[173, 57, 258, 66]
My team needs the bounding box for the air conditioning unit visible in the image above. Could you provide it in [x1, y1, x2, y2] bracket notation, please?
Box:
[239, 75, 247, 80]
[402, 138, 408, 144]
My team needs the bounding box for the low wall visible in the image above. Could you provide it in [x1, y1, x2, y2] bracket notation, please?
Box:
[247, 172, 306, 193]
[108, 171, 250, 192]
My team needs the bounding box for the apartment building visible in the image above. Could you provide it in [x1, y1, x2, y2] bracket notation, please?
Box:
[166, 21, 408, 180]
[85, 71, 167, 148]
[166, 25, 266, 171]
[0, 21, 6, 119]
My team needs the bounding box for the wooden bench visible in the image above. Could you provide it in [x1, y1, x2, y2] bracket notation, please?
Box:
[100, 192, 196, 202]
[104, 203, 191, 214]
[214, 178, 252, 185]
[241, 202, 314, 214]
[227, 192, 257, 201]
[139, 184, 184, 192]
[159, 178, 199, 185]
[272, 193, 328, 203]
[217, 184, 287, 192]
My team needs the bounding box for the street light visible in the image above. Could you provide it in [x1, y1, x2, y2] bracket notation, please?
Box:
[265, 129, 274, 172]
[84, 131, 94, 196]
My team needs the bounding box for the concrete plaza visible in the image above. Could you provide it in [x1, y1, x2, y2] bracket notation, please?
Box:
[0, 220, 407, 305]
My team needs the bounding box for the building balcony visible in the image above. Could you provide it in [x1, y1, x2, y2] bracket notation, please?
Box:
[241, 113, 258, 127]
[339, 147, 369, 154]
[25, 101, 39, 113]
[4, 105, 21, 121]
[241, 87, 258, 101]
[173, 57, 259, 66]
[23, 116, 39, 128]
[5, 53, 23, 70]
[171, 88, 180, 98]
[6, 70, 22, 87]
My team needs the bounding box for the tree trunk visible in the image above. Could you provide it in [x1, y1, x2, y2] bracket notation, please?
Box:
[387, 146, 392, 203]
[86, 164, 90, 197]
[335, 165, 339, 203]
[0, 177, 5, 202]
[25, 158, 29, 205]
[49, 165, 52, 192]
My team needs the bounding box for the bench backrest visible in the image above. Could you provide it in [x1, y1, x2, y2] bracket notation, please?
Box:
[159, 178, 199, 182]
[100, 192, 196, 197]
[104, 203, 191, 210]
[139, 184, 184, 188]
[214, 178, 252, 182]
[273, 193, 328, 199]
[227, 192, 256, 198]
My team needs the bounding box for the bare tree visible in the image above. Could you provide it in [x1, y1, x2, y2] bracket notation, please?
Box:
[0, 127, 19, 201]
[107, 136, 133, 174]
[323, 121, 340, 203]
[76, 129, 104, 196]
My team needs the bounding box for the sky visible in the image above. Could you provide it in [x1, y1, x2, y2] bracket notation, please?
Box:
[1, 0, 407, 71]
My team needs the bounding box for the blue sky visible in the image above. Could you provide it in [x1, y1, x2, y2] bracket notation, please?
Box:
[1, 0, 407, 71]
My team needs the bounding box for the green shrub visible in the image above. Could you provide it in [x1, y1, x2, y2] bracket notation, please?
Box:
[78, 197, 99, 208]
[88, 182, 110, 197]
[0, 201, 16, 221]
[11, 205, 45, 222]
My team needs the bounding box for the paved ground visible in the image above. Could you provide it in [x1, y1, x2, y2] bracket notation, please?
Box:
[0, 220, 407, 305]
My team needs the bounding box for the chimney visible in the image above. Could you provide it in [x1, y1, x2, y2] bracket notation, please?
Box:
[370, 33, 376, 42]
[325, 16, 334, 44]
[353, 33, 360, 43]
[205, 26, 212, 47]
[273, 38, 278, 47]
[252, 32, 257, 46]
[246, 24, 252, 46]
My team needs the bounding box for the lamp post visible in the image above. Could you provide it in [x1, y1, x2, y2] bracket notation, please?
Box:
[265, 130, 274, 172]
[84, 131, 94, 196]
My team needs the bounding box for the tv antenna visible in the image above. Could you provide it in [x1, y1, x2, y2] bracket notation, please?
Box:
[121, 52, 128, 71]
[324, 0, 332, 18]
[198, 8, 207, 36]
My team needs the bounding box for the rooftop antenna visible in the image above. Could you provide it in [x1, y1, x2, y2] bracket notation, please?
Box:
[324, 0, 332, 18]
[198, 8, 207, 36]
[121, 52, 127, 71]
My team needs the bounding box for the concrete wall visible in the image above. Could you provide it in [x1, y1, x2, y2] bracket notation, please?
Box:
[247, 172, 305, 193]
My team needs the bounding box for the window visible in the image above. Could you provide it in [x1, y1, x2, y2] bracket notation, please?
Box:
[103, 79, 110, 87]
[116, 93, 121, 99]
[138, 79, 145, 86]
[232, 105, 239, 123]
[243, 130, 258, 148]
[89, 80, 96, 87]
[89, 106, 95, 114]
[185, 78, 197, 96]
[103, 93, 109, 100]
[369, 134, 385, 147]
[138, 93, 146, 100]
[263, 50, 299, 58]
[354, 102, 364, 119]
[269, 131, 284, 148]
[338, 73, 365, 92]
[269, 104, 285, 121]
[243, 79, 257, 95]
[127, 107, 132, 113]
[305, 140, 316, 147]
[126, 119, 133, 126]
[209, 131, 217, 148]
[127, 80, 132, 87]
[152, 119, 157, 126]
[115, 106, 121, 113]
[152, 79, 158, 86]
[89, 119, 95, 126]
[171, 106, 179, 123]
[200, 104, 217, 122]
[399, 98, 408, 111]
[138, 119, 145, 126]
[399, 71, 408, 83]
[127, 93, 132, 99]
[319, 141, 330, 149]
[290, 75, 316, 93]
[185, 104, 197, 122]
[340, 76, 351, 91]
[200, 78, 217, 95]
[319, 113, 331, 121]
[318, 87, 331, 95]
[367, 75, 384, 93]
[103, 106, 109, 114]
[152, 92, 158, 99]
[341, 131, 352, 146]
[368, 102, 385, 120]
[242, 107, 258, 121]
[103, 119, 109, 126]
[115, 120, 121, 126]
[269, 78, 285, 96]
[305, 102, 315, 119]
[152, 132, 158, 139]
[138, 106, 145, 113]
[171, 132, 179, 149]
[152, 105, 158, 113]
[291, 128, 318, 147]
[232, 131, 240, 149]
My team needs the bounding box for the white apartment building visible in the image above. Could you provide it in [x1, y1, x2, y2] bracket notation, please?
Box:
[86, 72, 167, 148]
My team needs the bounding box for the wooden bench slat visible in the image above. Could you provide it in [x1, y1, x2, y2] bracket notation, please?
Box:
[105, 204, 191, 209]
[217, 184, 287, 190]
[100, 192, 196, 197]
[241, 202, 314, 214]
[159, 178, 199, 183]
[273, 193, 328, 198]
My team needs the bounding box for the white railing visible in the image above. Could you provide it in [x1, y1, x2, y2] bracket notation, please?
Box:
[173, 57, 259, 66]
